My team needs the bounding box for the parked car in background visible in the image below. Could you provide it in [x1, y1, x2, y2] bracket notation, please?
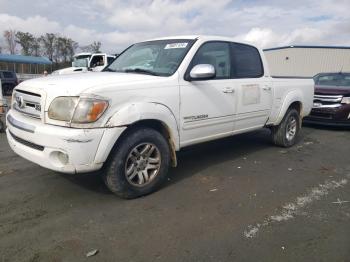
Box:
[0, 70, 18, 95]
[0, 80, 9, 132]
[304, 72, 350, 126]
[52, 53, 116, 75]
[6, 35, 314, 198]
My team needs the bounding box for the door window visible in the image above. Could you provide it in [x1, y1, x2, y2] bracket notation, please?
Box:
[190, 42, 231, 79]
[90, 55, 104, 68]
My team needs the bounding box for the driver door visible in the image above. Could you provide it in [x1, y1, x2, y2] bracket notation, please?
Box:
[179, 42, 237, 147]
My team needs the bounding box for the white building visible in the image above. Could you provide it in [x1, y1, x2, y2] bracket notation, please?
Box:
[263, 46, 350, 77]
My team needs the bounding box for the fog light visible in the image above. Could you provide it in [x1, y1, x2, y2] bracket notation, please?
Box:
[57, 152, 69, 165]
[50, 151, 69, 167]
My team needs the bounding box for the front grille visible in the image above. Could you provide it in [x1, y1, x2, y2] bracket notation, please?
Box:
[13, 89, 42, 119]
[313, 94, 343, 109]
[15, 89, 41, 97]
[314, 94, 342, 103]
[9, 130, 45, 151]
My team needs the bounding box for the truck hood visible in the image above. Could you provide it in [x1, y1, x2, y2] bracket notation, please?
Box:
[15, 72, 162, 98]
[315, 84, 350, 96]
[52, 67, 87, 75]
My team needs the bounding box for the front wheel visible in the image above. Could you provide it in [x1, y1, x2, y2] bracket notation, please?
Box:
[271, 108, 300, 147]
[104, 127, 171, 199]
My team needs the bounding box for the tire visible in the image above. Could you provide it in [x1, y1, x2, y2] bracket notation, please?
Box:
[104, 127, 171, 199]
[271, 108, 300, 147]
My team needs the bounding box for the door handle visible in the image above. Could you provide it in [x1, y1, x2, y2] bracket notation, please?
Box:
[222, 87, 235, 93]
[262, 86, 272, 91]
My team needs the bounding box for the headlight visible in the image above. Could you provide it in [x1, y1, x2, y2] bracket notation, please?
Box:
[48, 97, 78, 121]
[72, 98, 108, 123]
[48, 97, 108, 123]
[341, 97, 350, 104]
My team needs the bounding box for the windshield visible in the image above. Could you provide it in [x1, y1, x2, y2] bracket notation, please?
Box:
[314, 73, 350, 87]
[72, 55, 91, 67]
[105, 39, 195, 76]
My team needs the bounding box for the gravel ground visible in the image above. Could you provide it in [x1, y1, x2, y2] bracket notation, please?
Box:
[0, 125, 349, 262]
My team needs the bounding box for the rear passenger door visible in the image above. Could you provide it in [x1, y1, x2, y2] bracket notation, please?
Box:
[230, 43, 273, 131]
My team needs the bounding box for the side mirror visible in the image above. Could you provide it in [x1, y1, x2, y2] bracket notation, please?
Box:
[189, 64, 215, 80]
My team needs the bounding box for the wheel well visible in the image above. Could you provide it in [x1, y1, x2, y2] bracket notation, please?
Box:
[289, 101, 302, 115]
[118, 119, 178, 167]
[288, 101, 303, 127]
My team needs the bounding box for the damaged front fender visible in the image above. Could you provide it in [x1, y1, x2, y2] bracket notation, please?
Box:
[104, 102, 180, 150]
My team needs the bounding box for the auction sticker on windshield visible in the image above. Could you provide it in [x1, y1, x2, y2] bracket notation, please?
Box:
[164, 43, 188, 49]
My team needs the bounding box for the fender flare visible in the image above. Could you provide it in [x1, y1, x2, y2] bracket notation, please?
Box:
[106, 102, 179, 145]
[94, 102, 180, 165]
[275, 90, 303, 125]
[98, 102, 180, 167]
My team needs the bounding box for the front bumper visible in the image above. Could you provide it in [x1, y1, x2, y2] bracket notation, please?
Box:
[6, 109, 126, 174]
[303, 104, 350, 127]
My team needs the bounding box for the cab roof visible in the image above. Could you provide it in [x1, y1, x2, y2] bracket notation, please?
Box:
[145, 35, 254, 47]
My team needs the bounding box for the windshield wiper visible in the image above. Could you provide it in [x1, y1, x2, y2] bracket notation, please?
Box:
[104, 68, 116, 72]
[124, 68, 159, 76]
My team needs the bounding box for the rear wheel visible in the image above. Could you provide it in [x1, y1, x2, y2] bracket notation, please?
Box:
[271, 108, 300, 147]
[104, 127, 170, 199]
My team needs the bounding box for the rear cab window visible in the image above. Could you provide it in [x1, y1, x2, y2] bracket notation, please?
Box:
[230, 43, 264, 78]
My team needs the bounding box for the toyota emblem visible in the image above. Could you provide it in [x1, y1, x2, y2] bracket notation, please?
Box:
[16, 96, 25, 109]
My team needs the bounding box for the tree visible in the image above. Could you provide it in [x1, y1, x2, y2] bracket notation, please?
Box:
[3, 30, 17, 54]
[65, 38, 78, 61]
[15, 31, 42, 56]
[80, 41, 101, 53]
[15, 31, 35, 55]
[40, 33, 57, 61]
[31, 38, 41, 56]
[53, 36, 78, 63]
[90, 41, 101, 53]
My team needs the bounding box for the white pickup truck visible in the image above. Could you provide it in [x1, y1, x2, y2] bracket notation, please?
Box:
[6, 36, 314, 198]
[52, 53, 116, 75]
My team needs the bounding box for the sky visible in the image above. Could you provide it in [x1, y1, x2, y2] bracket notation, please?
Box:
[0, 0, 349, 54]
